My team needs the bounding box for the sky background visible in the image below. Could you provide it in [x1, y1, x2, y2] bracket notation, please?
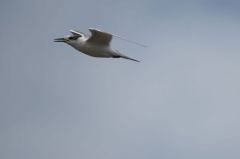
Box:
[1, 0, 240, 159]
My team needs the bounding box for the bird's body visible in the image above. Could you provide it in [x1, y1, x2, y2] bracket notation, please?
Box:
[54, 28, 142, 62]
[69, 39, 115, 57]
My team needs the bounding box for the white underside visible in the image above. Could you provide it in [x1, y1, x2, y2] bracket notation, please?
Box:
[70, 42, 117, 58]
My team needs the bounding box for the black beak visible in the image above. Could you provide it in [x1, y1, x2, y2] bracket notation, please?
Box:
[54, 38, 66, 42]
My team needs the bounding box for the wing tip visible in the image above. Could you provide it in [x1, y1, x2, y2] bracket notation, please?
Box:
[69, 29, 86, 37]
[69, 29, 77, 33]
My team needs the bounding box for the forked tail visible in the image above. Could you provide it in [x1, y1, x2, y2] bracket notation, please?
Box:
[119, 55, 140, 62]
[113, 51, 140, 62]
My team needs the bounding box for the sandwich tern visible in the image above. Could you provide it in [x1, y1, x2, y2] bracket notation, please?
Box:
[54, 28, 145, 62]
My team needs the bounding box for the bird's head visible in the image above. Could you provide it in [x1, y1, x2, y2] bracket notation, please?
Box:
[54, 30, 84, 44]
[54, 35, 79, 43]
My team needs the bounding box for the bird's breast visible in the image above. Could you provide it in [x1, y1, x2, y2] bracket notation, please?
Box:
[72, 42, 113, 57]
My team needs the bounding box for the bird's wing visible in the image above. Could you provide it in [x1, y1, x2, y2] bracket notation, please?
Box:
[69, 30, 86, 37]
[111, 34, 147, 47]
[87, 28, 112, 46]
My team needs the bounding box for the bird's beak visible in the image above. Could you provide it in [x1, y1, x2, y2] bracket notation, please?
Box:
[54, 38, 66, 42]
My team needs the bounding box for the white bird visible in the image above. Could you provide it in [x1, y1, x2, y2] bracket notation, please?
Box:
[54, 28, 145, 62]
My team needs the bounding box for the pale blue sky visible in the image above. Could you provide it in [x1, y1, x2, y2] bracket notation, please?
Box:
[1, 0, 240, 159]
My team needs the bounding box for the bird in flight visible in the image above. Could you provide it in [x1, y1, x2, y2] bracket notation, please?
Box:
[54, 28, 146, 62]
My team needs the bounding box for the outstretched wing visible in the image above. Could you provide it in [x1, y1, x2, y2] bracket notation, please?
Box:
[87, 28, 112, 46]
[69, 30, 86, 37]
[111, 34, 147, 48]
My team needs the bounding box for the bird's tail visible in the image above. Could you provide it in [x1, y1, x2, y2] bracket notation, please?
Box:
[113, 51, 140, 62]
[112, 53, 140, 62]
[120, 54, 140, 62]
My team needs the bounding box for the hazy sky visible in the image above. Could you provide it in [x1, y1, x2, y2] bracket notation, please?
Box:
[1, 0, 240, 159]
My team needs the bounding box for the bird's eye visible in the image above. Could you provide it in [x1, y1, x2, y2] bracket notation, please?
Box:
[69, 36, 79, 40]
